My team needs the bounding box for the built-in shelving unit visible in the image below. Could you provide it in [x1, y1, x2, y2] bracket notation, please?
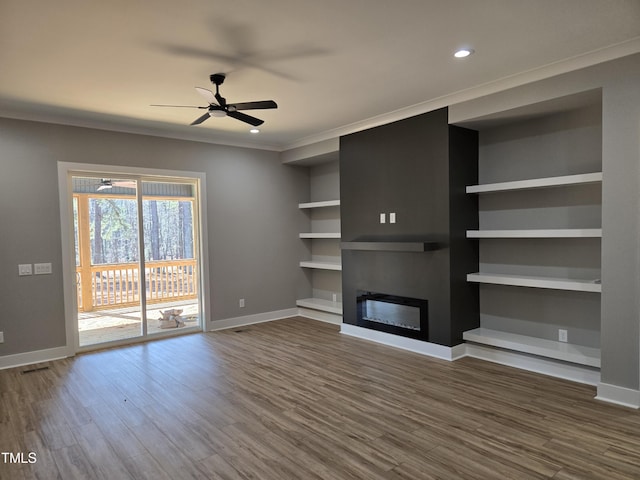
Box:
[457, 94, 603, 375]
[466, 228, 602, 238]
[464, 168, 603, 365]
[465, 168, 603, 365]
[296, 297, 342, 315]
[299, 232, 341, 239]
[463, 328, 600, 368]
[294, 157, 343, 319]
[466, 172, 602, 194]
[300, 260, 342, 271]
[299, 200, 340, 209]
[466, 272, 601, 292]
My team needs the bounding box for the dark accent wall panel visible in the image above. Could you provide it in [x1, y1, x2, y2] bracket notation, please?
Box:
[340, 108, 449, 241]
[448, 125, 479, 344]
[340, 108, 478, 347]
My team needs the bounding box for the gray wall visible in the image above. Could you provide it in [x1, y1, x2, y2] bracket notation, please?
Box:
[450, 53, 640, 391]
[0, 118, 309, 357]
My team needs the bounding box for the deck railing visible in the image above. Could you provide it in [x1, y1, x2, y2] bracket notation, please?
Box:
[76, 259, 197, 312]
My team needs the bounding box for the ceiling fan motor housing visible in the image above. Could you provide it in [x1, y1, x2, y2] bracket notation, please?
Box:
[210, 73, 226, 86]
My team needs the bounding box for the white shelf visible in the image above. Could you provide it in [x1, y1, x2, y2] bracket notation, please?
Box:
[466, 172, 602, 194]
[299, 200, 340, 209]
[467, 272, 601, 292]
[467, 229, 602, 238]
[463, 328, 601, 368]
[296, 298, 343, 315]
[299, 260, 342, 271]
[299, 232, 341, 239]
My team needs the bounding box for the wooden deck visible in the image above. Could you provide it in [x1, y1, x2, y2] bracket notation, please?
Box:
[78, 300, 200, 346]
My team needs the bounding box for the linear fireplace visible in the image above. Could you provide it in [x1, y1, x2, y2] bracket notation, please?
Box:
[356, 291, 428, 340]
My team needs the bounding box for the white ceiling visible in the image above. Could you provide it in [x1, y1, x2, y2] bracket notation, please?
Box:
[1, 0, 639, 151]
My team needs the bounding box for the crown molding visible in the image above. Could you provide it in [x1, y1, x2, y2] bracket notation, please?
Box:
[0, 104, 282, 152]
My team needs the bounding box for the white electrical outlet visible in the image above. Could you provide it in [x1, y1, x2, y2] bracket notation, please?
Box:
[34, 263, 52, 275]
[0, 331, 4, 343]
[18, 264, 32, 276]
[332, 293, 337, 302]
[558, 329, 568, 343]
[239, 298, 245, 308]
[380, 213, 386, 224]
[389, 212, 396, 224]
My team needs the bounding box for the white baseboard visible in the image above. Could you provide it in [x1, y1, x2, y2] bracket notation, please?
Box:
[340, 323, 466, 361]
[596, 382, 640, 409]
[0, 346, 73, 371]
[209, 308, 298, 331]
[465, 343, 601, 386]
[297, 307, 342, 325]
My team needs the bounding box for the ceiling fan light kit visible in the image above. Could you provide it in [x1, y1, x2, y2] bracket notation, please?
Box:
[152, 73, 278, 128]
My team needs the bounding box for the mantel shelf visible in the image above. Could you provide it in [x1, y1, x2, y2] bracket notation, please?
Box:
[298, 200, 340, 209]
[467, 272, 601, 292]
[467, 229, 602, 238]
[296, 298, 343, 315]
[466, 172, 602, 194]
[463, 328, 601, 368]
[341, 241, 441, 252]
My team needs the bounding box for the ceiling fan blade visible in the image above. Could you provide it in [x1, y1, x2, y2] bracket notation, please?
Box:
[195, 87, 217, 105]
[151, 104, 207, 109]
[227, 110, 264, 127]
[228, 100, 278, 111]
[96, 184, 112, 191]
[190, 112, 211, 126]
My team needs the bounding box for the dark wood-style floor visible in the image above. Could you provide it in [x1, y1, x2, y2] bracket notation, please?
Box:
[1, 317, 640, 479]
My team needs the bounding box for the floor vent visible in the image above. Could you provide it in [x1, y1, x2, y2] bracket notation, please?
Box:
[21, 366, 50, 374]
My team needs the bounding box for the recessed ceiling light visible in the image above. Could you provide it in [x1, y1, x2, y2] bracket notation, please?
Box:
[454, 48, 474, 58]
[250, 128, 260, 134]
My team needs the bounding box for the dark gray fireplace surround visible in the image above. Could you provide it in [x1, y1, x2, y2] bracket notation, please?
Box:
[340, 107, 479, 347]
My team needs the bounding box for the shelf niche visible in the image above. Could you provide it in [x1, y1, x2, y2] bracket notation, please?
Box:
[466, 172, 602, 194]
[466, 272, 601, 293]
[463, 328, 600, 368]
[456, 89, 603, 368]
[296, 158, 343, 317]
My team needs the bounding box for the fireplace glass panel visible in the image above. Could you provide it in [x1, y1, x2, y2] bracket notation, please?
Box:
[363, 300, 420, 331]
[356, 291, 428, 340]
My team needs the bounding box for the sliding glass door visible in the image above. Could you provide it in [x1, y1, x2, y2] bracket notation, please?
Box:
[141, 181, 200, 337]
[69, 174, 202, 349]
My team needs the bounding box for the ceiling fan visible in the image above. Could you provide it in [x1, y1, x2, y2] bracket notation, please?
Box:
[152, 73, 278, 127]
[97, 179, 136, 191]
